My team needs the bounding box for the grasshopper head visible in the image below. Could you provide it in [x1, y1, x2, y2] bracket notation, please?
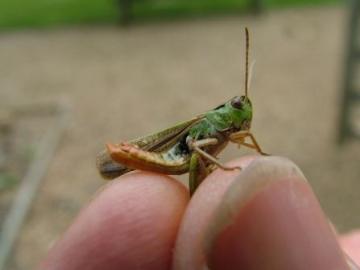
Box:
[229, 95, 252, 130]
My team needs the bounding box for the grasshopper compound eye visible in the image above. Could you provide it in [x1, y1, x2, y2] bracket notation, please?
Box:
[231, 96, 243, 109]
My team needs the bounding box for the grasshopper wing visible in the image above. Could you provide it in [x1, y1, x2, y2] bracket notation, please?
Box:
[96, 116, 203, 179]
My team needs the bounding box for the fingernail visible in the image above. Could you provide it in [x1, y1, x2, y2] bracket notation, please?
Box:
[205, 156, 349, 270]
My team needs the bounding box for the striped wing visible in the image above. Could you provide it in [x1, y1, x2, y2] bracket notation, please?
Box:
[96, 116, 203, 179]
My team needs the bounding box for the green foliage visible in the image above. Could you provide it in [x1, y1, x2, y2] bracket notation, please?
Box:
[0, 0, 340, 29]
[0, 0, 118, 29]
[133, 0, 248, 19]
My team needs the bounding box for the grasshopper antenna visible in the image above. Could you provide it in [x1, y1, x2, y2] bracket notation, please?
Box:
[245, 27, 249, 99]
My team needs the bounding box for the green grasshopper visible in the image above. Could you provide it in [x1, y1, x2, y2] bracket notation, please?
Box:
[96, 28, 266, 195]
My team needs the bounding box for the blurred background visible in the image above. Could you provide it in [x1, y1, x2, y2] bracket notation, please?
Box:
[0, 0, 359, 269]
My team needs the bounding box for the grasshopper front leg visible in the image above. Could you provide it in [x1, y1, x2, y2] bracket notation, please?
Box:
[229, 131, 268, 155]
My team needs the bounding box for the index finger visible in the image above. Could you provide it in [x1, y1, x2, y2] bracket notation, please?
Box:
[40, 172, 189, 270]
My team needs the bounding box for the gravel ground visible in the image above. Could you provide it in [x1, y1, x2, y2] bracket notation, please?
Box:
[0, 5, 359, 269]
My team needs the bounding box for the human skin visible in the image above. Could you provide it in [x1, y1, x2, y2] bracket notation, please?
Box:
[40, 156, 360, 270]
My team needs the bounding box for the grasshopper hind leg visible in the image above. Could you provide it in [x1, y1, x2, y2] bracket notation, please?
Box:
[96, 149, 133, 179]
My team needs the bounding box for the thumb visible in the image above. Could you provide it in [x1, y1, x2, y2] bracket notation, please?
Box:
[205, 157, 350, 270]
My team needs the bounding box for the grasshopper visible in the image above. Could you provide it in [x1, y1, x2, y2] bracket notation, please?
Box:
[96, 28, 266, 195]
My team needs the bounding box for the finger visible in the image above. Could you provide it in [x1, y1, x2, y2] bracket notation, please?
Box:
[40, 172, 189, 270]
[172, 155, 258, 270]
[205, 156, 349, 270]
[341, 230, 360, 266]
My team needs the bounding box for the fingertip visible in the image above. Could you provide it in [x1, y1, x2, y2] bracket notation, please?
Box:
[41, 172, 189, 270]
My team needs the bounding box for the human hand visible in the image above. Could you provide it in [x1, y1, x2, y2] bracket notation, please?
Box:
[40, 156, 360, 270]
